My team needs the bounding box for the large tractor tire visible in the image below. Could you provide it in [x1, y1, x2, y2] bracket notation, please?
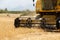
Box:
[14, 17, 20, 28]
[56, 18, 60, 29]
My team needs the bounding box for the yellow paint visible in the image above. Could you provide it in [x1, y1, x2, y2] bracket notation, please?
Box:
[36, 0, 60, 13]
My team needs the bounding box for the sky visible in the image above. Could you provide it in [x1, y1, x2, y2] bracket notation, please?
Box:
[0, 0, 36, 11]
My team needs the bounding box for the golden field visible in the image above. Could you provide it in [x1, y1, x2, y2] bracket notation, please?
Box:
[0, 14, 60, 40]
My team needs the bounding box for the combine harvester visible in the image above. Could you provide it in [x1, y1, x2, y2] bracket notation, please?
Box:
[14, 0, 60, 31]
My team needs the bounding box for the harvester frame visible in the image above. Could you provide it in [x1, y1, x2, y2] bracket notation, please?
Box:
[14, 0, 60, 31]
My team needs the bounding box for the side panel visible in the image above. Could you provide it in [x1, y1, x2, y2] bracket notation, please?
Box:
[36, 0, 42, 12]
[36, 0, 60, 13]
[42, 15, 56, 25]
[42, 0, 53, 10]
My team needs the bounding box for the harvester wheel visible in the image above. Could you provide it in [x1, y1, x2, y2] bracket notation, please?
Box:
[26, 18, 32, 28]
[56, 18, 60, 29]
[14, 17, 20, 28]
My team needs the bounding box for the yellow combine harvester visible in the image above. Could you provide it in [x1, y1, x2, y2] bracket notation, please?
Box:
[14, 0, 60, 30]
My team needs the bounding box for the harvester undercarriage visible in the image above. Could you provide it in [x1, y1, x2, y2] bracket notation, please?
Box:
[14, 12, 60, 32]
[14, 0, 60, 32]
[14, 17, 41, 28]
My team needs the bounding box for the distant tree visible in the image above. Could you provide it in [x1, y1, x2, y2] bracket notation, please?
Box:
[5, 8, 8, 11]
[26, 9, 30, 12]
[0, 9, 4, 13]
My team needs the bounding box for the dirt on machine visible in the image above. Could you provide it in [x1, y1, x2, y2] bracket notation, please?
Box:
[14, 0, 60, 31]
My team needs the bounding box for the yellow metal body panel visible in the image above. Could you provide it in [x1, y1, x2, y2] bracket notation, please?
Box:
[36, 0, 60, 13]
[42, 15, 56, 25]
